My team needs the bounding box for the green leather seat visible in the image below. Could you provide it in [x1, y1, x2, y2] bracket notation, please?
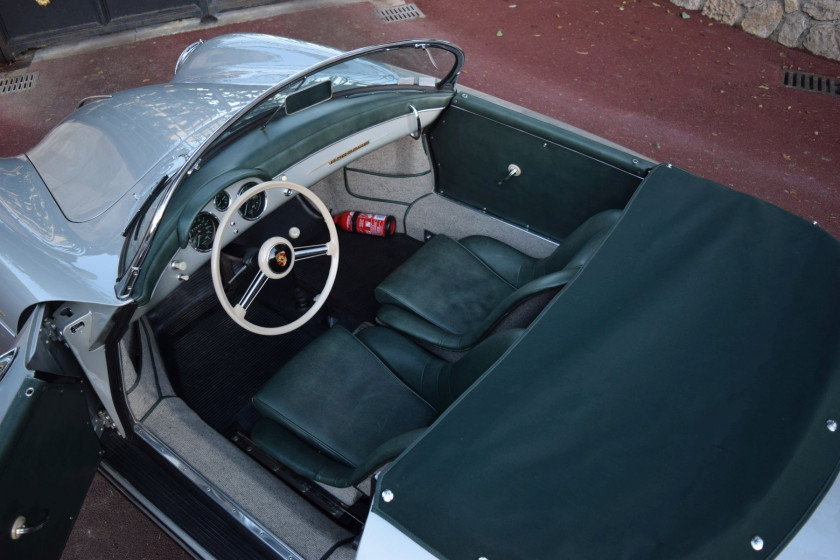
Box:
[375, 210, 621, 351]
[251, 325, 522, 488]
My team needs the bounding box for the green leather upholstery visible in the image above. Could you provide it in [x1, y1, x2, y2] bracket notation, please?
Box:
[375, 210, 622, 351]
[251, 326, 522, 488]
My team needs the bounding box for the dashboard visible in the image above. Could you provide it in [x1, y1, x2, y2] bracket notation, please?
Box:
[140, 107, 445, 315]
[186, 181, 268, 252]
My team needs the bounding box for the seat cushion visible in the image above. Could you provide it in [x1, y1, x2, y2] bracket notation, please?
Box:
[375, 234, 516, 336]
[252, 327, 436, 467]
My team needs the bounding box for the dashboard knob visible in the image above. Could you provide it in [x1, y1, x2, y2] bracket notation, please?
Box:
[171, 261, 187, 271]
[289, 227, 301, 239]
[177, 274, 190, 282]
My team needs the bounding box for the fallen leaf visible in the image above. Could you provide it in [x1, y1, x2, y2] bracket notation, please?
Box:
[576, 51, 589, 55]
[142, 78, 150, 83]
[509, 3, 517, 7]
[758, 84, 769, 89]
[652, 1, 661, 6]
[681, 12, 690, 19]
[782, 154, 792, 161]
[496, 29, 503, 37]
[532, 34, 542, 37]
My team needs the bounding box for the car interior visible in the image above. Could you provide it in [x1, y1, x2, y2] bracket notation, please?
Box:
[115, 70, 651, 558]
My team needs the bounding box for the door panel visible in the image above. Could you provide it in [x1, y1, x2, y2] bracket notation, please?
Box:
[428, 93, 653, 241]
[0, 312, 100, 559]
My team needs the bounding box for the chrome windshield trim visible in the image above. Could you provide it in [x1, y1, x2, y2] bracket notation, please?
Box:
[133, 423, 305, 560]
[116, 38, 463, 300]
[0, 348, 18, 384]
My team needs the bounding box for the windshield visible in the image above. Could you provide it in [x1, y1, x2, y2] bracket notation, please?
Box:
[210, 44, 459, 151]
[117, 40, 463, 299]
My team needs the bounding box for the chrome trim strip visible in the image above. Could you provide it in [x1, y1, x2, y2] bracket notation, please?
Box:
[174, 39, 203, 75]
[0, 348, 18, 384]
[133, 423, 305, 560]
[116, 38, 463, 300]
[408, 104, 421, 139]
[77, 94, 113, 109]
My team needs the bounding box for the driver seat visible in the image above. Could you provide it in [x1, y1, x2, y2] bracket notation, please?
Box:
[251, 325, 522, 488]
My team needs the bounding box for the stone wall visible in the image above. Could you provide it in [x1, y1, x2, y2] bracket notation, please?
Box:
[670, 0, 840, 60]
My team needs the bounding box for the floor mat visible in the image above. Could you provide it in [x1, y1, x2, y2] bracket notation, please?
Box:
[155, 302, 317, 433]
[295, 230, 422, 323]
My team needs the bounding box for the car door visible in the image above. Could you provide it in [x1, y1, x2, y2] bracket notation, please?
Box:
[0, 304, 101, 559]
[427, 89, 654, 241]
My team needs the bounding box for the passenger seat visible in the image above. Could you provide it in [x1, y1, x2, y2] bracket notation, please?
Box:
[374, 210, 621, 351]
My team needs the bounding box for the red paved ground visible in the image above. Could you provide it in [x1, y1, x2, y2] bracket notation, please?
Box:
[0, 0, 837, 558]
[2, 0, 839, 236]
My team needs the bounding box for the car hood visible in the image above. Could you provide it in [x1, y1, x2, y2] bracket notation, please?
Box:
[27, 82, 266, 223]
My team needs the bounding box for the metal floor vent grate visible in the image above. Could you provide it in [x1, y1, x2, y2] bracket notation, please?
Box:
[376, 3, 425, 23]
[0, 72, 39, 95]
[783, 70, 839, 96]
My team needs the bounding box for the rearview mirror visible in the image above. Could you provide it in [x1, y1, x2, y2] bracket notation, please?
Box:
[285, 80, 333, 115]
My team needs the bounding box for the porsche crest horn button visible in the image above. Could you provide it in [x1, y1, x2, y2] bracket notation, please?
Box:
[268, 244, 293, 274]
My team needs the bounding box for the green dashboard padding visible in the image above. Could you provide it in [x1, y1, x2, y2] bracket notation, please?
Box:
[373, 164, 840, 560]
[132, 90, 453, 305]
[428, 93, 652, 241]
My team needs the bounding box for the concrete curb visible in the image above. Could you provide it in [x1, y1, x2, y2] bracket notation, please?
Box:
[32, 0, 369, 63]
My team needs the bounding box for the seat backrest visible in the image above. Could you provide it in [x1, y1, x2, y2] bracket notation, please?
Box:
[534, 209, 622, 278]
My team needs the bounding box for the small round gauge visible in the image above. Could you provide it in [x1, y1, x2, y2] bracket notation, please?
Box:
[187, 212, 219, 252]
[214, 191, 230, 212]
[238, 182, 266, 221]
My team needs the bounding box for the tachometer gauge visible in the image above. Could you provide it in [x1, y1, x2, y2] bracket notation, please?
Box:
[188, 212, 219, 252]
[238, 182, 266, 221]
[214, 191, 230, 211]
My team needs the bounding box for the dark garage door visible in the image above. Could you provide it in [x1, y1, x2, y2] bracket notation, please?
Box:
[0, 0, 280, 64]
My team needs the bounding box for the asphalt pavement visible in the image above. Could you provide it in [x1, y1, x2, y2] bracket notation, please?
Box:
[0, 0, 838, 558]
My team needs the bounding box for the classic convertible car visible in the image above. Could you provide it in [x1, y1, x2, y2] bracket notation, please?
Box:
[1, 34, 839, 560]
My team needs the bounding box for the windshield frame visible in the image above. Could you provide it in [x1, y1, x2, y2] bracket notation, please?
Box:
[116, 38, 464, 300]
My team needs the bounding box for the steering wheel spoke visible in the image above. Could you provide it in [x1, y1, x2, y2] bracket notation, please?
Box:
[237, 271, 269, 314]
[294, 243, 331, 261]
[210, 180, 339, 336]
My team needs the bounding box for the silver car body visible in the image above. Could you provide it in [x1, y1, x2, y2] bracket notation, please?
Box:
[0, 32, 837, 560]
[0, 35, 344, 349]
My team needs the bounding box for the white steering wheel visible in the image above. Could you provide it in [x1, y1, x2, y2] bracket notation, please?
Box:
[210, 180, 339, 335]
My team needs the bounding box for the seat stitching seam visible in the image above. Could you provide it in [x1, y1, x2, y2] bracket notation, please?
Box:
[457, 239, 519, 289]
[378, 294, 460, 336]
[350, 333, 438, 415]
[254, 397, 358, 467]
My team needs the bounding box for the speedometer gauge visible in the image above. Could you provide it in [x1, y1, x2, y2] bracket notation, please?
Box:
[187, 212, 219, 252]
[238, 182, 266, 221]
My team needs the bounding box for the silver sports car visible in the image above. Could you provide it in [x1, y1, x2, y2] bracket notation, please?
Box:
[1, 34, 839, 560]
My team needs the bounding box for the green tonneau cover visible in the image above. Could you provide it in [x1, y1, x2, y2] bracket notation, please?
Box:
[373, 164, 840, 559]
